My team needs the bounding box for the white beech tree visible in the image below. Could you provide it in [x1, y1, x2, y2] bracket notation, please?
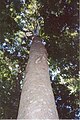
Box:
[17, 36, 59, 119]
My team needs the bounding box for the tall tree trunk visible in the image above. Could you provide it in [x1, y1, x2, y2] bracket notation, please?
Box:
[17, 36, 59, 119]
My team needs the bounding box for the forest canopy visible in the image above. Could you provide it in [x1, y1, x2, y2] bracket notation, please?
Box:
[0, 0, 79, 119]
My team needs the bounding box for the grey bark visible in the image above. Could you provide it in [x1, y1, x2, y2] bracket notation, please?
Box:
[17, 36, 59, 119]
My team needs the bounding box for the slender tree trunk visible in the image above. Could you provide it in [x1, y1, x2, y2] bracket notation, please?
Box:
[17, 36, 59, 119]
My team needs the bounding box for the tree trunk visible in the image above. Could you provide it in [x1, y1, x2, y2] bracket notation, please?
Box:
[17, 36, 59, 119]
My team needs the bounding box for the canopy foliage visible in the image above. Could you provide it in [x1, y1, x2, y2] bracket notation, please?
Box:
[0, 0, 79, 119]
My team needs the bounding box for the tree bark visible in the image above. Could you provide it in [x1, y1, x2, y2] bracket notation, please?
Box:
[17, 36, 59, 119]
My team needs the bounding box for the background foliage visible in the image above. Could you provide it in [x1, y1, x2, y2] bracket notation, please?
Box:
[0, 0, 79, 119]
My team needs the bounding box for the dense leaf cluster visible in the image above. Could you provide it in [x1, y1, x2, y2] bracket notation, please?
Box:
[39, 0, 79, 78]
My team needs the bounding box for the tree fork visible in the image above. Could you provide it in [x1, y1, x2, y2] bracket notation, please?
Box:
[17, 36, 59, 119]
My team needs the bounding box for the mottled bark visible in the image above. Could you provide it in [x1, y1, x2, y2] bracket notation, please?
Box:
[17, 36, 59, 119]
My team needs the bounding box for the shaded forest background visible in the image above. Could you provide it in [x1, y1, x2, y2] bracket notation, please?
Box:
[0, 0, 79, 119]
